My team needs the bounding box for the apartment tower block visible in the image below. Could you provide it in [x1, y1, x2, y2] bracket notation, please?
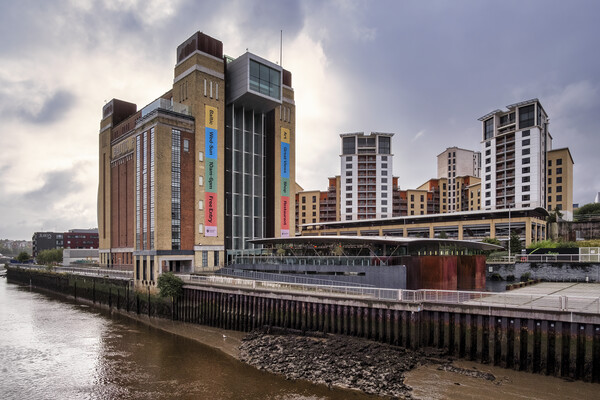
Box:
[479, 99, 551, 210]
[340, 132, 393, 221]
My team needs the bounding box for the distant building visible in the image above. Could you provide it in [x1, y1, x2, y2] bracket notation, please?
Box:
[478, 98, 575, 221]
[546, 148, 574, 220]
[300, 207, 548, 248]
[437, 147, 481, 213]
[32, 229, 99, 258]
[32, 232, 64, 258]
[64, 229, 99, 249]
[340, 132, 395, 220]
[479, 99, 552, 211]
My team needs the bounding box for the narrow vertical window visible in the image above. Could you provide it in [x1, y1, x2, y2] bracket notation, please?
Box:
[171, 129, 181, 250]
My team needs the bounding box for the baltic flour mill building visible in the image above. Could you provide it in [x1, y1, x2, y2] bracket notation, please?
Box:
[98, 31, 296, 288]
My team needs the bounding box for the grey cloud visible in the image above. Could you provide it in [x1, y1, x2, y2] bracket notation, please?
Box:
[18, 89, 76, 124]
[0, 163, 95, 239]
[23, 168, 80, 205]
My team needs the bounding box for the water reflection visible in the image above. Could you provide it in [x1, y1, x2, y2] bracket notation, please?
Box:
[0, 280, 370, 400]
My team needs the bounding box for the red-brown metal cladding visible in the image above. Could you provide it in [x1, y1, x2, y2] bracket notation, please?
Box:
[404, 256, 459, 290]
[456, 255, 486, 291]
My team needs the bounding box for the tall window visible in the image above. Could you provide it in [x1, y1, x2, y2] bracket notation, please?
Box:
[142, 132, 148, 249]
[150, 128, 155, 249]
[342, 137, 355, 154]
[136, 135, 141, 249]
[378, 136, 391, 154]
[484, 118, 494, 140]
[519, 104, 535, 129]
[171, 129, 181, 250]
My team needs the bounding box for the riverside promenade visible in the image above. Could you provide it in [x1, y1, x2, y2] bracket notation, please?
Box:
[7, 265, 600, 382]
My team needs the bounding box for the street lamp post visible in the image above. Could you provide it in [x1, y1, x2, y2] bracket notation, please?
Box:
[508, 203, 513, 261]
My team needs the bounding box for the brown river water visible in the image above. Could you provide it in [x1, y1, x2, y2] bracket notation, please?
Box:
[0, 278, 597, 399]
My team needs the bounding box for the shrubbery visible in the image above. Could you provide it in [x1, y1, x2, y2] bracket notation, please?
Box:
[157, 272, 184, 298]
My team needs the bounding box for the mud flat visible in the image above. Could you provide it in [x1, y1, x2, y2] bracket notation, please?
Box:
[239, 328, 477, 398]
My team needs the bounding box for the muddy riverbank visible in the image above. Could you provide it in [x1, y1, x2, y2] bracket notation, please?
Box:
[238, 328, 486, 398]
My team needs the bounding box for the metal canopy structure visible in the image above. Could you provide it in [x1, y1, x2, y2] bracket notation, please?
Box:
[249, 235, 502, 252]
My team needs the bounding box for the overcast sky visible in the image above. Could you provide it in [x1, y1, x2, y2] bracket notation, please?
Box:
[1, 0, 599, 240]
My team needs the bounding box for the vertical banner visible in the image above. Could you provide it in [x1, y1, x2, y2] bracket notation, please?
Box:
[204, 106, 218, 237]
[280, 128, 290, 237]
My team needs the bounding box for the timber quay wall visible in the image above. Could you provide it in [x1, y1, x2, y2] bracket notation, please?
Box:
[7, 267, 600, 383]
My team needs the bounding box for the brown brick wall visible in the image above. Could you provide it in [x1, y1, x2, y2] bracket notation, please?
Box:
[110, 155, 135, 250]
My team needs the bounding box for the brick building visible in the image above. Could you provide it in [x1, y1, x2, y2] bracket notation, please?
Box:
[98, 31, 296, 288]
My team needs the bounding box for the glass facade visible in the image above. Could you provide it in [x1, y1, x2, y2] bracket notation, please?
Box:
[484, 118, 494, 140]
[519, 104, 535, 129]
[342, 137, 355, 154]
[378, 136, 391, 154]
[249, 59, 280, 100]
[225, 105, 265, 250]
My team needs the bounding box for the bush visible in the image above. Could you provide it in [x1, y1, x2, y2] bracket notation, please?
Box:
[16, 251, 30, 263]
[527, 239, 578, 250]
[490, 273, 503, 281]
[37, 248, 63, 265]
[157, 272, 184, 298]
[506, 275, 515, 282]
[520, 272, 531, 282]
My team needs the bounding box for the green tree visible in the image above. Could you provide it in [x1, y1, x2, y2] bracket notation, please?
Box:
[16, 251, 30, 263]
[547, 207, 563, 223]
[509, 232, 522, 254]
[157, 272, 184, 298]
[575, 203, 600, 220]
[482, 237, 501, 246]
[36, 248, 63, 265]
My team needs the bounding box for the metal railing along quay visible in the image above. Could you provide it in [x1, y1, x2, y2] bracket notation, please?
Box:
[180, 274, 600, 315]
[487, 253, 600, 264]
[11, 264, 600, 315]
[214, 267, 374, 288]
[12, 264, 133, 280]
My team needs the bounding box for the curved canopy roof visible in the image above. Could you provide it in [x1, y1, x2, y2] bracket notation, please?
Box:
[249, 236, 503, 251]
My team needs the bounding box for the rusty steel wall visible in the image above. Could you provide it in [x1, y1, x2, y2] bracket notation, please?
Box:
[405, 256, 458, 290]
[457, 255, 486, 291]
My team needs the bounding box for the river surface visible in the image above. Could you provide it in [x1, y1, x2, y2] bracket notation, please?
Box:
[1, 277, 598, 400]
[0, 278, 370, 400]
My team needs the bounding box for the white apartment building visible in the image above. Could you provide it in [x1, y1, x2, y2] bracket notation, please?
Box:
[437, 147, 481, 212]
[479, 99, 551, 210]
[340, 132, 394, 220]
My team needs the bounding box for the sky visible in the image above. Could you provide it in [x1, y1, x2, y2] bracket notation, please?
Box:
[1, 0, 599, 240]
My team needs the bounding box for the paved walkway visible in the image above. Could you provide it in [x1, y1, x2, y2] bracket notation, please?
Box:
[464, 282, 600, 314]
[509, 282, 600, 297]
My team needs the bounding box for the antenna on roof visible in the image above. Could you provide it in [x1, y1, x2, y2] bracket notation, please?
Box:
[280, 30, 282, 67]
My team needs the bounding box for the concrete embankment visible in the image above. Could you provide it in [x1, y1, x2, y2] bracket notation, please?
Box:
[489, 262, 600, 282]
[7, 266, 600, 385]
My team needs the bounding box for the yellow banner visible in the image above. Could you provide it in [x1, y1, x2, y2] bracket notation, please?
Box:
[205, 105, 218, 129]
[281, 127, 290, 144]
